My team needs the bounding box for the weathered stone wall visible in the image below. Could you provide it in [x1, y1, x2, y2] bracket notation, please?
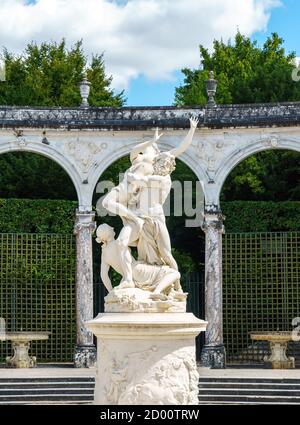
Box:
[1, 102, 300, 129]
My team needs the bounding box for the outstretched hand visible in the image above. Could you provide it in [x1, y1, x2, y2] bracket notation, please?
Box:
[154, 127, 163, 142]
[189, 116, 199, 129]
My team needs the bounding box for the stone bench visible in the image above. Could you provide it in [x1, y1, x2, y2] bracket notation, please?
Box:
[0, 331, 50, 368]
[250, 331, 295, 369]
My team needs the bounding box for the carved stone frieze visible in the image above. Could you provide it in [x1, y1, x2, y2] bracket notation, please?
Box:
[65, 139, 107, 174]
[98, 340, 199, 405]
[193, 135, 234, 182]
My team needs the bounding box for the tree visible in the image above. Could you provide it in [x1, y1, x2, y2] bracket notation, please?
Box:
[0, 40, 126, 201]
[175, 32, 300, 106]
[221, 150, 300, 202]
[0, 152, 77, 200]
[88, 55, 124, 107]
[175, 32, 300, 202]
[0, 39, 125, 107]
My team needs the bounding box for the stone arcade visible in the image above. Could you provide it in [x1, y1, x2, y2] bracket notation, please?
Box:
[1, 100, 300, 369]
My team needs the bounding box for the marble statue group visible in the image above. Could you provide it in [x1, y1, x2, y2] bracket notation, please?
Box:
[87, 116, 207, 406]
[96, 117, 198, 313]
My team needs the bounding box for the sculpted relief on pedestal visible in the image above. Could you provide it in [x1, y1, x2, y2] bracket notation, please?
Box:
[99, 342, 199, 405]
[96, 117, 198, 313]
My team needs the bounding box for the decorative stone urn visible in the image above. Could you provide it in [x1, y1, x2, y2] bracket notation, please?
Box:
[79, 72, 91, 108]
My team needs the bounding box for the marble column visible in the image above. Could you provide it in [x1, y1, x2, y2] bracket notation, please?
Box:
[200, 206, 226, 368]
[74, 210, 97, 368]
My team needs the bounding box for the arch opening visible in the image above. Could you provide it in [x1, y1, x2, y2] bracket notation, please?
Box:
[0, 151, 78, 201]
[216, 143, 300, 203]
[220, 148, 300, 366]
[0, 151, 78, 364]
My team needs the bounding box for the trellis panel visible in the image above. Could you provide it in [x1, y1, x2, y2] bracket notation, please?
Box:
[0, 233, 76, 363]
[223, 232, 300, 363]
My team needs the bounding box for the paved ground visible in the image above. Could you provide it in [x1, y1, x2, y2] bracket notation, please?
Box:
[198, 367, 300, 379]
[0, 365, 96, 378]
[0, 365, 300, 405]
[0, 365, 299, 379]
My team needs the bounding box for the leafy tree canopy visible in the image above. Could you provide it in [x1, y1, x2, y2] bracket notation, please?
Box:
[175, 32, 300, 106]
[0, 152, 77, 200]
[221, 150, 300, 201]
[0, 39, 125, 107]
[175, 32, 300, 202]
[0, 40, 125, 201]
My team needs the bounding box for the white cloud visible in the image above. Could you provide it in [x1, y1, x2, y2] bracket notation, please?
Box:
[0, 0, 281, 89]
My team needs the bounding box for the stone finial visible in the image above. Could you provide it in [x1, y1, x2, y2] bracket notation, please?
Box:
[79, 71, 91, 108]
[206, 70, 218, 108]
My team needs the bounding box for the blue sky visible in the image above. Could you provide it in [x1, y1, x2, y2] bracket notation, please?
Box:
[125, 71, 185, 107]
[128, 0, 300, 106]
[253, 0, 299, 56]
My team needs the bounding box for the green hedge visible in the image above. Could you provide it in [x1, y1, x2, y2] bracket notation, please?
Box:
[221, 201, 300, 233]
[0, 199, 78, 234]
[1, 198, 300, 235]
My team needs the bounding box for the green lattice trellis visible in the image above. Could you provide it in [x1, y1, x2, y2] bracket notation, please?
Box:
[223, 232, 300, 363]
[0, 233, 76, 363]
[3, 230, 299, 364]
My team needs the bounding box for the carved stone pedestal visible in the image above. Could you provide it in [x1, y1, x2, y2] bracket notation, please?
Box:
[6, 341, 36, 368]
[251, 332, 295, 369]
[4, 332, 50, 368]
[86, 313, 207, 405]
[266, 341, 295, 369]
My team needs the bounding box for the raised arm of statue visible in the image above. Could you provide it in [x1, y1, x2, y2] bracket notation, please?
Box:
[169, 116, 199, 158]
[130, 128, 163, 164]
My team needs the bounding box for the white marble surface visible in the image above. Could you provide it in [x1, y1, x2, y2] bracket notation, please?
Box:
[97, 119, 198, 313]
[86, 313, 207, 405]
[4, 332, 50, 368]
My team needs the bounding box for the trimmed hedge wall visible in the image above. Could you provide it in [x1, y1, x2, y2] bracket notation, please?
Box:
[1, 198, 300, 234]
[221, 201, 300, 233]
[0, 199, 78, 234]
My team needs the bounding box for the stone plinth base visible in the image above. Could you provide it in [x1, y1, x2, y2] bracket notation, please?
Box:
[200, 344, 226, 369]
[6, 342, 36, 368]
[265, 341, 295, 369]
[74, 344, 97, 368]
[86, 313, 207, 405]
[104, 288, 186, 313]
[265, 359, 295, 369]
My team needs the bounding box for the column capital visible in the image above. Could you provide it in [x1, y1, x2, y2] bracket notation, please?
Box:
[75, 209, 95, 220]
[74, 210, 96, 235]
[202, 204, 225, 232]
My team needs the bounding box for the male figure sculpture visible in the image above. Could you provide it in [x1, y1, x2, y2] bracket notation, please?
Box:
[96, 223, 181, 300]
